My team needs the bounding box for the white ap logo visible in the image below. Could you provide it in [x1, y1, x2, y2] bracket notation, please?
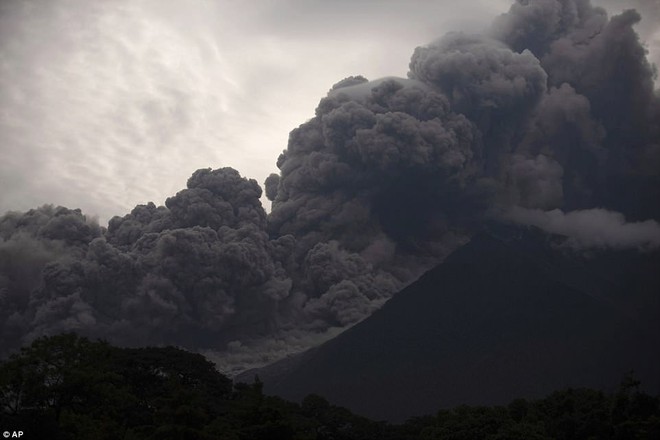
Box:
[2, 432, 23, 438]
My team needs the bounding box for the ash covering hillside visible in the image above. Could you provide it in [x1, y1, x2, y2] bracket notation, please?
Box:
[1, 0, 659, 374]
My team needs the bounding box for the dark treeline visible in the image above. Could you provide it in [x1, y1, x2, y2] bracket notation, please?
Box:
[0, 334, 658, 440]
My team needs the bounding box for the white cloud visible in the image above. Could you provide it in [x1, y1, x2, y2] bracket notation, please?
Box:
[508, 207, 660, 250]
[1, 0, 656, 224]
[0, 0, 507, 223]
[1, 0, 236, 220]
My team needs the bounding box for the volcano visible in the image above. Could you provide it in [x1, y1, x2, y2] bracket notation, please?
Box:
[242, 226, 660, 422]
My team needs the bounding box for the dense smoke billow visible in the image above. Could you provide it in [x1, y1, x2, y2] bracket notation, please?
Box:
[1, 0, 659, 372]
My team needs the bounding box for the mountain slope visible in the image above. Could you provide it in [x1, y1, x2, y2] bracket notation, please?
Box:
[251, 228, 660, 422]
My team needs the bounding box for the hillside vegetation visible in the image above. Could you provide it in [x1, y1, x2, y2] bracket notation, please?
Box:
[1, 334, 659, 439]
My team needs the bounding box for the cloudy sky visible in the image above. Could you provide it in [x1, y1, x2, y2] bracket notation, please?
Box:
[1, 0, 658, 224]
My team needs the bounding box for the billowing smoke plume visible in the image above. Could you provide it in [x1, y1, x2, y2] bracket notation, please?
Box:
[508, 207, 660, 250]
[1, 0, 659, 372]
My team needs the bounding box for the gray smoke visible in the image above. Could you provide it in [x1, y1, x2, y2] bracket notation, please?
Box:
[508, 207, 660, 250]
[492, 0, 660, 219]
[1, 0, 658, 372]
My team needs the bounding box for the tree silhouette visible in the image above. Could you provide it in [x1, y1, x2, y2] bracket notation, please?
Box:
[1, 334, 659, 439]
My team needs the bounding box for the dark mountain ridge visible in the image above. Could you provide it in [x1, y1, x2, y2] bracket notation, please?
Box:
[244, 226, 660, 422]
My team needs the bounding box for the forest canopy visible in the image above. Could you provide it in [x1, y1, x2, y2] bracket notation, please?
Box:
[1, 334, 658, 439]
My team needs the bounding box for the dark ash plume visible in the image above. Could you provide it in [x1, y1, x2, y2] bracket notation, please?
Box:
[1, 0, 659, 373]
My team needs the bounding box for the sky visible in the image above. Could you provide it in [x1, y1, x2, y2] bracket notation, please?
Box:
[2, 0, 660, 375]
[1, 0, 658, 225]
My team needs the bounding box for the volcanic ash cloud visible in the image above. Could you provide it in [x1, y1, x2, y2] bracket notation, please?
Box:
[1, 0, 659, 372]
